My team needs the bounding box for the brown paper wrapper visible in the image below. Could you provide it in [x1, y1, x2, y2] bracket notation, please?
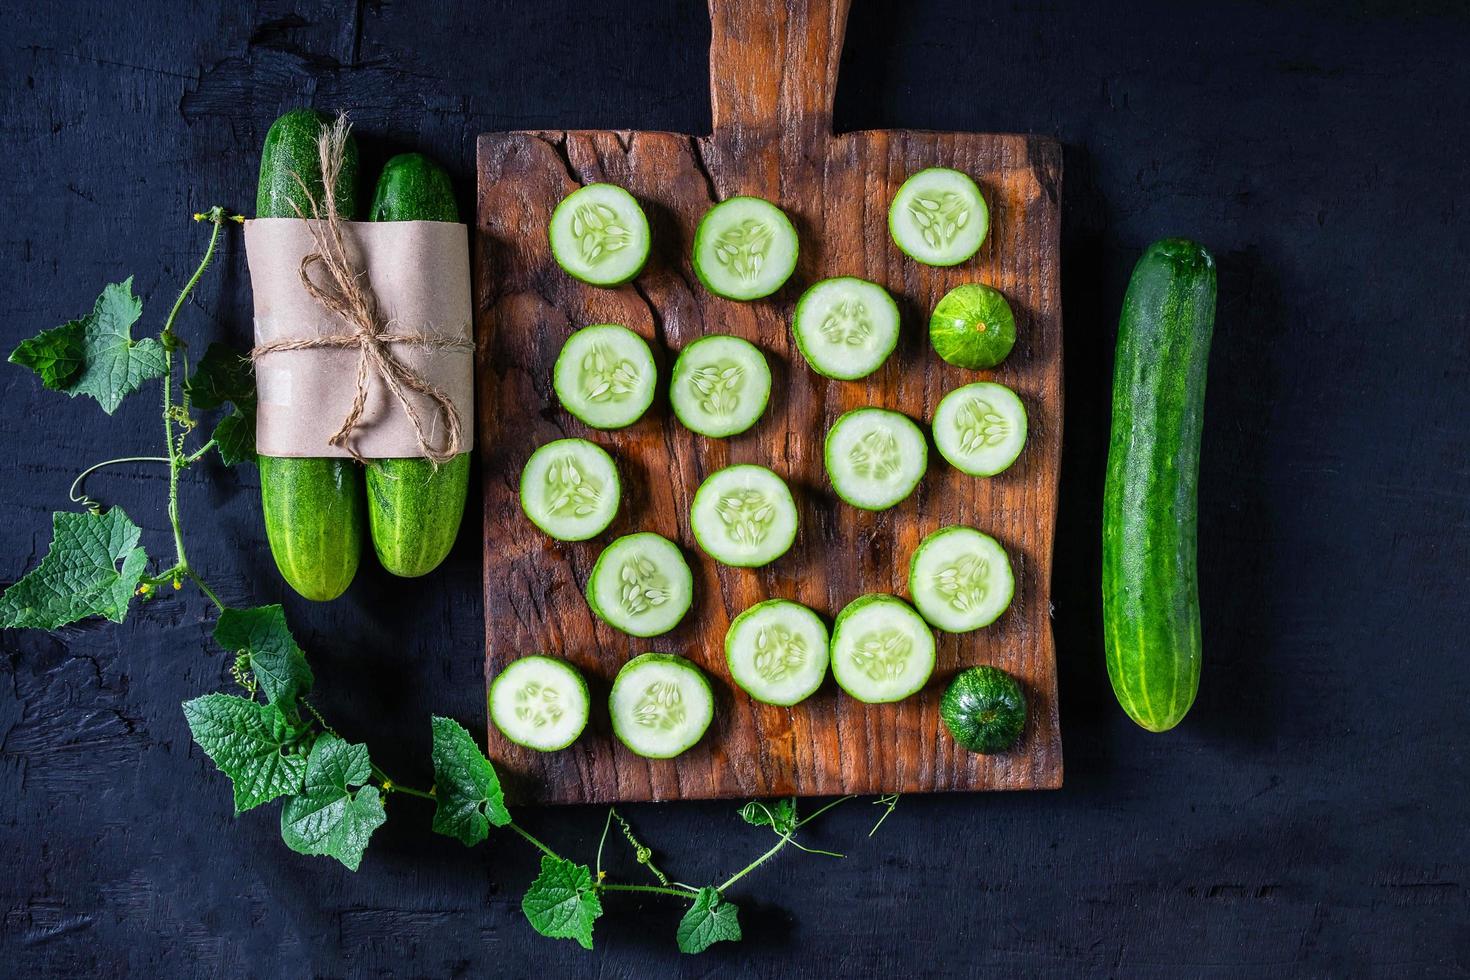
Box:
[244, 217, 473, 458]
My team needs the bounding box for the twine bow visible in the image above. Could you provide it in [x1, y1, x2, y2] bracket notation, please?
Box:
[250, 114, 470, 464]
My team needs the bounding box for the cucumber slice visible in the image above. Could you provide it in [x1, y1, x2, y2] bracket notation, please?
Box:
[888, 167, 989, 267]
[669, 335, 771, 438]
[930, 283, 1016, 369]
[553, 324, 657, 429]
[519, 438, 620, 541]
[548, 183, 650, 286]
[791, 277, 900, 380]
[586, 532, 693, 637]
[609, 653, 714, 758]
[489, 655, 591, 751]
[830, 594, 936, 703]
[908, 525, 1015, 632]
[725, 599, 830, 705]
[690, 465, 797, 567]
[692, 196, 799, 301]
[823, 408, 928, 511]
[932, 382, 1028, 477]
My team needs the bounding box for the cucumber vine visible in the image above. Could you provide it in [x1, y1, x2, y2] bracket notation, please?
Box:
[0, 209, 897, 953]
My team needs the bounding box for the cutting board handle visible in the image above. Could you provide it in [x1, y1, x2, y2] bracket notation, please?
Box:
[708, 0, 853, 143]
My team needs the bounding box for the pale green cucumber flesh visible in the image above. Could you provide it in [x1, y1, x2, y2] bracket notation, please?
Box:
[489, 655, 591, 751]
[888, 167, 988, 267]
[725, 599, 829, 705]
[609, 653, 714, 758]
[932, 382, 1028, 477]
[829, 594, 936, 703]
[907, 525, 1014, 633]
[554, 324, 658, 429]
[689, 464, 797, 567]
[670, 335, 771, 438]
[586, 532, 694, 637]
[791, 277, 900, 380]
[824, 408, 928, 511]
[692, 196, 799, 301]
[549, 183, 651, 286]
[519, 439, 620, 541]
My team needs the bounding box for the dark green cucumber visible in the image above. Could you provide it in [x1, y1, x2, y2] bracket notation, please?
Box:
[1102, 238, 1216, 732]
[256, 109, 365, 602]
[366, 153, 469, 577]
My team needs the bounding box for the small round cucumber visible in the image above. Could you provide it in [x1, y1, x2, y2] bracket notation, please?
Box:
[725, 599, 829, 705]
[908, 525, 1015, 633]
[930, 283, 1016, 369]
[489, 655, 590, 751]
[553, 324, 657, 429]
[932, 382, 1028, 477]
[692, 196, 798, 301]
[940, 665, 1026, 754]
[823, 408, 928, 511]
[669, 335, 771, 438]
[791, 277, 900, 380]
[586, 532, 693, 637]
[830, 594, 936, 703]
[548, 183, 650, 286]
[690, 465, 797, 567]
[520, 439, 620, 541]
[609, 653, 714, 758]
[888, 167, 989, 267]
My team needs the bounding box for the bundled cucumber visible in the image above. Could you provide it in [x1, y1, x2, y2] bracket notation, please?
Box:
[365, 152, 470, 578]
[256, 109, 365, 601]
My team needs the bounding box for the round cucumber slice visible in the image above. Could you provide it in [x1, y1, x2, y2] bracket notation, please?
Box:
[940, 665, 1026, 754]
[692, 196, 799, 301]
[548, 183, 650, 286]
[690, 465, 797, 567]
[669, 335, 771, 438]
[830, 594, 936, 703]
[725, 599, 829, 705]
[791, 277, 900, 380]
[609, 653, 714, 758]
[930, 283, 1016, 369]
[932, 382, 1028, 477]
[553, 323, 657, 429]
[519, 439, 620, 541]
[489, 655, 591, 751]
[586, 532, 693, 637]
[908, 525, 1015, 633]
[823, 408, 928, 511]
[888, 167, 989, 267]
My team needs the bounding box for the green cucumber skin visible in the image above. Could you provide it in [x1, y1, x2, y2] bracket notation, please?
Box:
[1102, 238, 1216, 733]
[257, 109, 365, 602]
[370, 153, 459, 223]
[364, 151, 470, 577]
[366, 454, 470, 577]
[258, 456, 364, 601]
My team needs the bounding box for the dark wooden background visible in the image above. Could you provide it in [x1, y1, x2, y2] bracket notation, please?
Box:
[1, 1, 1466, 976]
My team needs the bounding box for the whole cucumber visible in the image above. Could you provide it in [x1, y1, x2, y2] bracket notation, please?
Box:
[1101, 238, 1216, 732]
[365, 153, 470, 577]
[256, 108, 365, 602]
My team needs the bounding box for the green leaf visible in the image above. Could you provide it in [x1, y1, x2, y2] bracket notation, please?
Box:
[522, 856, 602, 950]
[211, 406, 256, 466]
[9, 321, 85, 390]
[0, 509, 148, 629]
[182, 693, 311, 813]
[430, 715, 511, 846]
[676, 887, 742, 954]
[279, 734, 386, 871]
[184, 342, 254, 410]
[213, 605, 312, 718]
[739, 797, 796, 836]
[10, 279, 165, 414]
[185, 342, 256, 466]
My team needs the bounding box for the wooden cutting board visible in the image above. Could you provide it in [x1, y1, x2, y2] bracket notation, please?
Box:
[474, 0, 1062, 804]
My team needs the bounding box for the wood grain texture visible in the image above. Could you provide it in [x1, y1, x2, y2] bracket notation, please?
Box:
[476, 0, 1062, 803]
